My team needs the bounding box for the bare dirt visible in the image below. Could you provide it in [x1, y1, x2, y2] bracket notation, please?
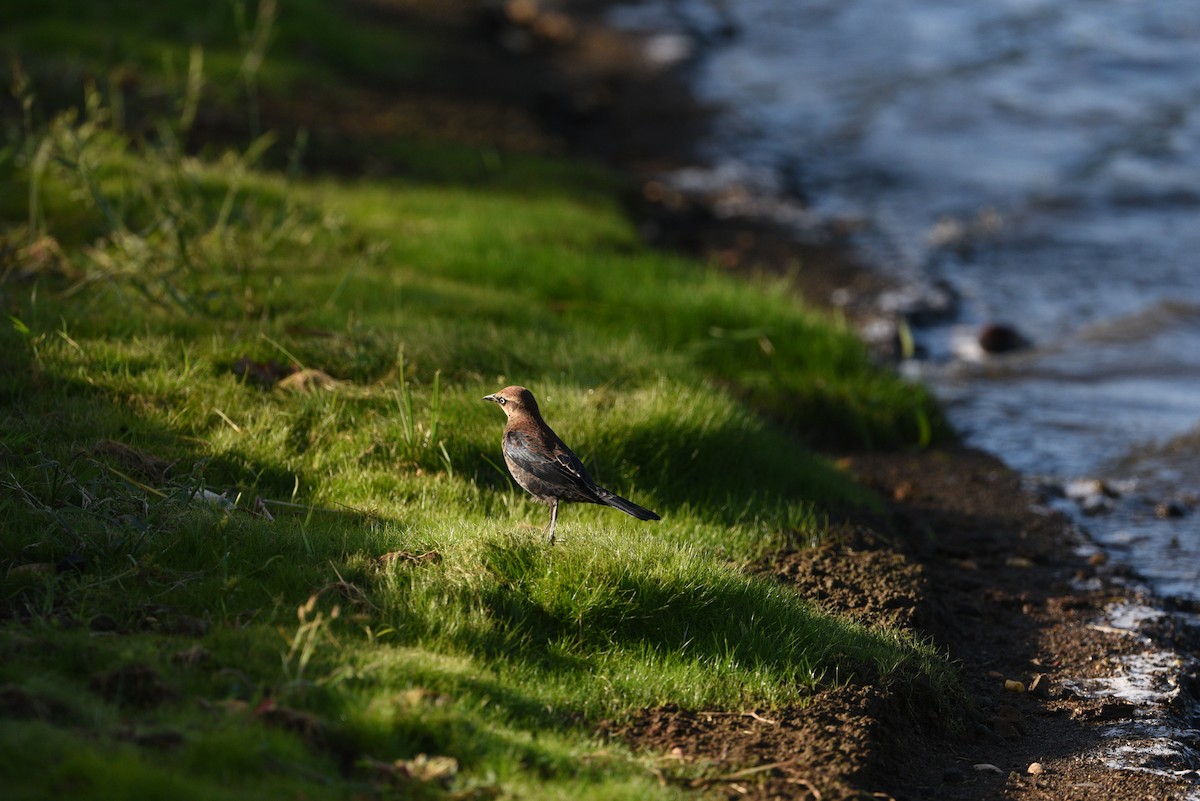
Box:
[603, 448, 1198, 800]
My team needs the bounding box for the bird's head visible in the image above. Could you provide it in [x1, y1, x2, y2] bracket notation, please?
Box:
[483, 385, 541, 419]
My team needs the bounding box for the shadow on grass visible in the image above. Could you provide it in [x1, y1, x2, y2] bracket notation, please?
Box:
[0, 319, 408, 624]
[416, 537, 945, 718]
[611, 414, 873, 526]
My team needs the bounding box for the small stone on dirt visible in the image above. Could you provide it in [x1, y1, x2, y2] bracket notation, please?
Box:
[1027, 762, 1045, 775]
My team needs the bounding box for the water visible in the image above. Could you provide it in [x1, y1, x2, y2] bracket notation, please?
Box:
[611, 0, 1200, 601]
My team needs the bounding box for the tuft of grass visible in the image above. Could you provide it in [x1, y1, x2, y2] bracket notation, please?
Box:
[0, 2, 956, 799]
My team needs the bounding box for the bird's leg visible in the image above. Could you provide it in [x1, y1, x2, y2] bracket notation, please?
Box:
[547, 498, 558, 546]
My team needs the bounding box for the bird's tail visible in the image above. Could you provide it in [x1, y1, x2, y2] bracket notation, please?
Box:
[596, 488, 660, 521]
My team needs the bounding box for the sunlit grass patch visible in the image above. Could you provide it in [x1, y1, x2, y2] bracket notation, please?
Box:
[0, 2, 957, 798]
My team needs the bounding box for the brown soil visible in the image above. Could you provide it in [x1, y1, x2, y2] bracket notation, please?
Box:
[187, 3, 1199, 797]
[602, 447, 1196, 800]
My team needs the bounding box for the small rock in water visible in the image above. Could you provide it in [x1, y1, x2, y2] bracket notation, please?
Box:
[1027, 762, 1045, 775]
[1079, 495, 1114, 516]
[1004, 679, 1026, 694]
[1155, 501, 1186, 519]
[877, 280, 958, 324]
[978, 322, 1029, 354]
[1066, 478, 1119, 500]
[1062, 478, 1122, 516]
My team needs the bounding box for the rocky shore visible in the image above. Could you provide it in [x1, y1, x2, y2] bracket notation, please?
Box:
[484, 3, 1200, 798]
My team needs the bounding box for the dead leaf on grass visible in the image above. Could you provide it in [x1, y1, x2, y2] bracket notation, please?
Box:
[276, 368, 343, 393]
[395, 687, 451, 708]
[362, 752, 463, 790]
[399, 753, 460, 784]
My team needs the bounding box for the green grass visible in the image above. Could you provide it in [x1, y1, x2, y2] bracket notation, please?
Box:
[0, 2, 954, 798]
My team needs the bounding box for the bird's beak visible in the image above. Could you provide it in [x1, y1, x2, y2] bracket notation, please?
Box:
[483, 394, 497, 403]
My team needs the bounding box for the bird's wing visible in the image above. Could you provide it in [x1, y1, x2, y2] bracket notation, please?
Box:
[504, 429, 597, 491]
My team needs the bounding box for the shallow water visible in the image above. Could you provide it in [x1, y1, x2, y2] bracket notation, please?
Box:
[612, 0, 1200, 600]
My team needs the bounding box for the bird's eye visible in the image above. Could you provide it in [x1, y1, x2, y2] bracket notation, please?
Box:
[498, 397, 507, 405]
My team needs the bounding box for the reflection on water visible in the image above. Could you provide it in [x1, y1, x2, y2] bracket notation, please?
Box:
[612, 0, 1200, 599]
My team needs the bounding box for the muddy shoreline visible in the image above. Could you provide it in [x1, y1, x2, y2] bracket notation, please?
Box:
[489, 4, 1200, 798]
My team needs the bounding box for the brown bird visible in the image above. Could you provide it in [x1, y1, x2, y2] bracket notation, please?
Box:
[483, 386, 660, 544]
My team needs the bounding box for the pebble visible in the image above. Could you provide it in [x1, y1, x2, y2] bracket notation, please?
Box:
[1079, 494, 1114, 516]
[1156, 501, 1186, 519]
[1028, 762, 1045, 775]
[1004, 679, 1026, 694]
[1067, 478, 1120, 500]
[978, 322, 1029, 354]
